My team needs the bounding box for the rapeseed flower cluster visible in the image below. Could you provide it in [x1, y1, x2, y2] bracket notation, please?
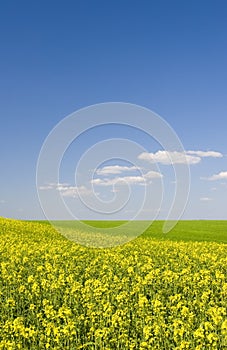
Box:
[0, 218, 226, 349]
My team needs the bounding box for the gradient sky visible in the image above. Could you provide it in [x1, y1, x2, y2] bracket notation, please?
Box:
[1, 0, 227, 220]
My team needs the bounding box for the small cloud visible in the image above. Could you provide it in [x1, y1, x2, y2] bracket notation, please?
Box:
[91, 176, 144, 186]
[187, 150, 223, 158]
[39, 182, 91, 198]
[96, 165, 138, 175]
[200, 197, 213, 201]
[59, 185, 92, 197]
[144, 170, 163, 179]
[138, 149, 223, 165]
[206, 171, 227, 181]
[138, 150, 200, 165]
[0, 200, 5, 204]
[39, 182, 70, 190]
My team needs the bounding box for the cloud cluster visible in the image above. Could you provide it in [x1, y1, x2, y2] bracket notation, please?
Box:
[91, 170, 163, 187]
[96, 165, 137, 175]
[39, 149, 224, 200]
[39, 183, 91, 197]
[138, 150, 223, 165]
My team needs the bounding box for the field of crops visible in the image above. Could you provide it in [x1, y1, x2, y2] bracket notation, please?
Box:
[0, 217, 226, 349]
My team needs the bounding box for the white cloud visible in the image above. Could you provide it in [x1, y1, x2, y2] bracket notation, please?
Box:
[187, 150, 223, 158]
[91, 170, 162, 187]
[91, 179, 104, 186]
[91, 176, 143, 186]
[138, 150, 200, 165]
[138, 149, 223, 165]
[144, 170, 163, 179]
[59, 185, 92, 197]
[39, 183, 91, 197]
[39, 182, 70, 190]
[200, 197, 213, 201]
[96, 165, 137, 175]
[116, 175, 146, 185]
[0, 200, 5, 204]
[206, 171, 227, 181]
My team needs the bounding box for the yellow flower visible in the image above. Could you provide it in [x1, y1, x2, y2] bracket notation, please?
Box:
[27, 275, 34, 283]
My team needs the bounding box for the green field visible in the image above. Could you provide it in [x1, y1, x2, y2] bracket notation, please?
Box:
[0, 217, 226, 349]
[34, 219, 227, 246]
[84, 220, 227, 243]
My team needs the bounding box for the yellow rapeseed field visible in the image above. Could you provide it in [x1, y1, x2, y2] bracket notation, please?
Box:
[0, 218, 226, 349]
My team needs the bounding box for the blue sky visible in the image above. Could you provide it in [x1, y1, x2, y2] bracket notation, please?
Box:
[0, 0, 227, 220]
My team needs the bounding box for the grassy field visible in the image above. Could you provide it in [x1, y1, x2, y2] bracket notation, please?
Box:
[33, 220, 227, 248]
[0, 217, 226, 349]
[84, 220, 227, 243]
[144, 220, 227, 243]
